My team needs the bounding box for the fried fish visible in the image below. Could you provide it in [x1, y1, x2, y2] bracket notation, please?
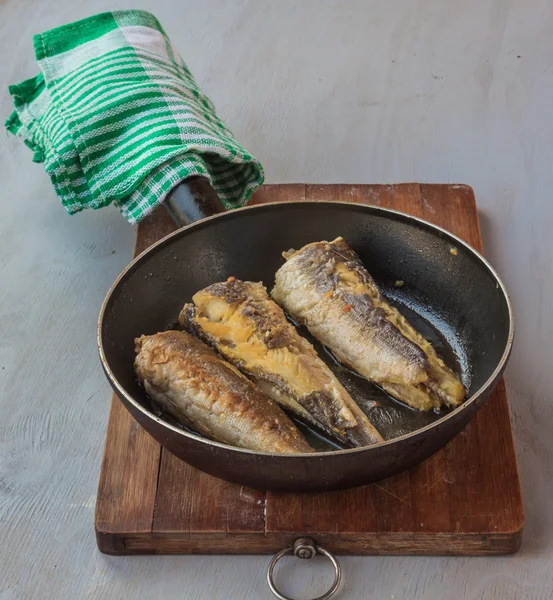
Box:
[179, 280, 383, 447]
[272, 237, 466, 411]
[135, 330, 311, 453]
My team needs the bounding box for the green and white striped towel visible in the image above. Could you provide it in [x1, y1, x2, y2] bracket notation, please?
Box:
[5, 10, 264, 224]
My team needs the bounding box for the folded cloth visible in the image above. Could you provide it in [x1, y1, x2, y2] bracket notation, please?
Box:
[5, 10, 264, 224]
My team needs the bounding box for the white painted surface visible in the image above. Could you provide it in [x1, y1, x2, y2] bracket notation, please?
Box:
[1, 0, 551, 598]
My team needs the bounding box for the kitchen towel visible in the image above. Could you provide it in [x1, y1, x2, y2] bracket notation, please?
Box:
[5, 10, 264, 223]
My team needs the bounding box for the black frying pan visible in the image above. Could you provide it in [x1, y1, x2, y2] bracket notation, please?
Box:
[98, 178, 513, 492]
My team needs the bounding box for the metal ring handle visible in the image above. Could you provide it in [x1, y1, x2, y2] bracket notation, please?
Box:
[267, 538, 342, 600]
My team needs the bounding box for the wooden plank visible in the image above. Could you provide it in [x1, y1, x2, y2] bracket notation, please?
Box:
[95, 400, 161, 553]
[134, 205, 177, 254]
[153, 452, 266, 535]
[248, 183, 306, 205]
[420, 184, 482, 251]
[95, 207, 177, 554]
[95, 184, 523, 555]
[420, 185, 522, 536]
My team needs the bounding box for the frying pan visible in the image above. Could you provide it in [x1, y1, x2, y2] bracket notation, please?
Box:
[98, 178, 513, 492]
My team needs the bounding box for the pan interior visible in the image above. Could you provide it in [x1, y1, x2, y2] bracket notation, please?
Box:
[100, 203, 511, 450]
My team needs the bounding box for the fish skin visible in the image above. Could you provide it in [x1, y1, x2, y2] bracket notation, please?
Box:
[179, 280, 383, 447]
[272, 237, 466, 412]
[134, 330, 311, 454]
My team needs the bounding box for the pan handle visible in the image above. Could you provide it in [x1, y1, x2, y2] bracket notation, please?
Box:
[164, 177, 225, 227]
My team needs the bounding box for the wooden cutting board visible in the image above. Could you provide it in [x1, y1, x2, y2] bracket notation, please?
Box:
[95, 184, 523, 555]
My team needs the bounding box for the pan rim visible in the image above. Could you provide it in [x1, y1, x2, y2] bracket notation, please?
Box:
[98, 200, 514, 458]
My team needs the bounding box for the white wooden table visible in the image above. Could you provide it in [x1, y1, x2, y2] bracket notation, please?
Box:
[1, 1, 551, 598]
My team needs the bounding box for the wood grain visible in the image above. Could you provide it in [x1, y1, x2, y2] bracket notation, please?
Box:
[95, 184, 523, 556]
[153, 453, 266, 535]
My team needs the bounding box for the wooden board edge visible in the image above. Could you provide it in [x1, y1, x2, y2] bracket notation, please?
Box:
[95, 529, 523, 556]
[94, 395, 124, 536]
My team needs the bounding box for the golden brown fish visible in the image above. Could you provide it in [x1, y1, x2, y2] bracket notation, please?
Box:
[179, 280, 383, 447]
[272, 237, 466, 412]
[134, 330, 311, 453]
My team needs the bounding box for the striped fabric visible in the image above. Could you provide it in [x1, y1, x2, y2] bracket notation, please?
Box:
[5, 11, 264, 224]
